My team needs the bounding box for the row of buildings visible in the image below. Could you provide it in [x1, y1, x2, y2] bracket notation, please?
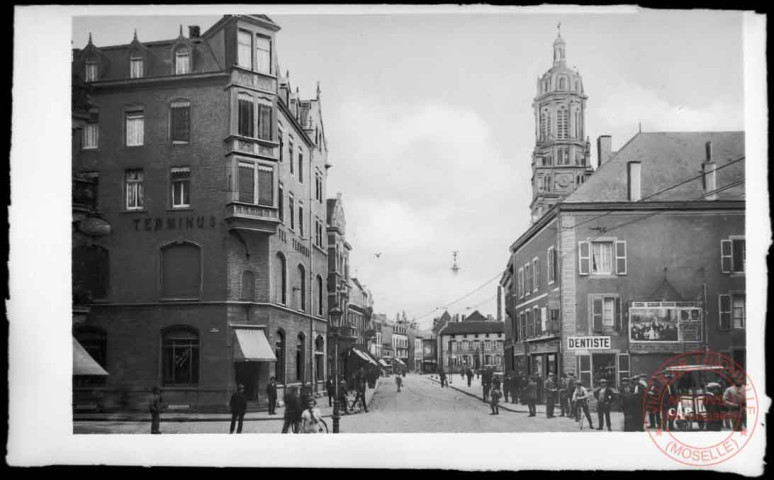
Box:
[498, 29, 745, 403]
[71, 14, 386, 411]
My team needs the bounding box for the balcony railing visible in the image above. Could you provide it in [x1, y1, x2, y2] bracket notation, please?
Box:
[225, 202, 280, 234]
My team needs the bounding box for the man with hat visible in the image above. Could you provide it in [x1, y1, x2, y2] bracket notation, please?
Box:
[619, 376, 636, 431]
[566, 373, 577, 420]
[522, 375, 538, 417]
[544, 374, 558, 419]
[571, 379, 594, 429]
[229, 383, 247, 434]
[631, 374, 648, 431]
[149, 386, 162, 434]
[659, 373, 676, 431]
[593, 378, 615, 431]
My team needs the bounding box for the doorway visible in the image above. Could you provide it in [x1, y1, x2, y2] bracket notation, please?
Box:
[592, 353, 617, 388]
[235, 362, 260, 401]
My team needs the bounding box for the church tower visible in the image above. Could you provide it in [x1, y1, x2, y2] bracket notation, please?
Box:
[530, 25, 593, 223]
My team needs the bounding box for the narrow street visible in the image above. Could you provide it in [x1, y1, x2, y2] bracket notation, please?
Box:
[74, 374, 622, 434]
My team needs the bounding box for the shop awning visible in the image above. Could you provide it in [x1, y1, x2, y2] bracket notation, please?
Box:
[73, 337, 108, 376]
[353, 347, 379, 367]
[379, 359, 390, 367]
[234, 328, 276, 362]
[394, 358, 406, 367]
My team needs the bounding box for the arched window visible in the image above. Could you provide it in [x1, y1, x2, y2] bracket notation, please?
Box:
[297, 265, 306, 311]
[296, 333, 306, 382]
[559, 77, 567, 91]
[539, 110, 547, 141]
[73, 245, 110, 302]
[315, 336, 325, 381]
[557, 107, 568, 140]
[241, 270, 255, 301]
[162, 327, 199, 385]
[274, 253, 287, 304]
[275, 330, 286, 384]
[316, 275, 324, 316]
[161, 242, 201, 299]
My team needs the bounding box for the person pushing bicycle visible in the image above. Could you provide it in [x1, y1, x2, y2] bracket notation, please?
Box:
[571, 380, 595, 430]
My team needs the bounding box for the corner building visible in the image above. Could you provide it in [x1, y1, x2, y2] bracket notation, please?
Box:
[71, 15, 331, 411]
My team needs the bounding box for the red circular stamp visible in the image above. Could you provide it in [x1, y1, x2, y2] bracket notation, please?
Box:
[641, 350, 758, 467]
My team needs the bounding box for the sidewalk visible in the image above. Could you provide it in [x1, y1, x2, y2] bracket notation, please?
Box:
[74, 378, 384, 423]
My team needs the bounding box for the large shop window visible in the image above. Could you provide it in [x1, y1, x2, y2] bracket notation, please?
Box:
[161, 243, 201, 299]
[721, 237, 745, 274]
[162, 328, 200, 385]
[719, 293, 745, 330]
[579, 240, 627, 275]
[275, 330, 286, 384]
[72, 245, 110, 302]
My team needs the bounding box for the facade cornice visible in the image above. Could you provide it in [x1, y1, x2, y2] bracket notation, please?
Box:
[89, 72, 229, 90]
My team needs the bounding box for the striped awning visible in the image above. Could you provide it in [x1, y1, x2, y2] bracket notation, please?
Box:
[394, 358, 406, 367]
[351, 346, 379, 367]
[234, 328, 276, 361]
[379, 359, 390, 367]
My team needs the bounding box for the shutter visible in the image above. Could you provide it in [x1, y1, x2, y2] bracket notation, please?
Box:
[238, 163, 255, 203]
[720, 239, 732, 273]
[257, 166, 274, 206]
[614, 297, 622, 331]
[718, 294, 731, 331]
[592, 297, 603, 333]
[615, 241, 627, 275]
[278, 184, 284, 221]
[534, 259, 540, 291]
[732, 239, 745, 273]
[578, 241, 590, 275]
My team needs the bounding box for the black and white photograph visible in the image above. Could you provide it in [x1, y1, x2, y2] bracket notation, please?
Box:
[8, 4, 767, 472]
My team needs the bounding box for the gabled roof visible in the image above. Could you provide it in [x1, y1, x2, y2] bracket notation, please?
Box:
[439, 321, 503, 336]
[463, 310, 488, 322]
[565, 132, 745, 204]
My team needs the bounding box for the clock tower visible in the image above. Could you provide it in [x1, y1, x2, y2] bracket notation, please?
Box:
[530, 25, 593, 223]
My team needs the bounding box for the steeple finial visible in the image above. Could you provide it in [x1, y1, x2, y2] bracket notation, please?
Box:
[316, 81, 321, 99]
[133, 28, 138, 42]
[557, 21, 562, 38]
[179, 24, 183, 37]
[88, 32, 93, 45]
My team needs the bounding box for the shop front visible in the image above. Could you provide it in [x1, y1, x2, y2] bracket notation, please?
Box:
[232, 326, 277, 405]
[526, 339, 560, 403]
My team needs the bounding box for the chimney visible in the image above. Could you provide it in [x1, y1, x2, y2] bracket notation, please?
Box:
[702, 141, 717, 200]
[597, 135, 612, 167]
[188, 26, 200, 39]
[627, 161, 642, 201]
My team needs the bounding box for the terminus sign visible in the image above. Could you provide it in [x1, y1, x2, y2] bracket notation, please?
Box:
[567, 336, 611, 350]
[131, 215, 218, 232]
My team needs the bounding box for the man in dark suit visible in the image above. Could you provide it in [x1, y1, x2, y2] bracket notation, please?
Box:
[523, 376, 538, 417]
[266, 377, 278, 415]
[558, 373, 568, 417]
[544, 374, 558, 418]
[229, 384, 247, 433]
[594, 378, 616, 431]
[325, 375, 336, 407]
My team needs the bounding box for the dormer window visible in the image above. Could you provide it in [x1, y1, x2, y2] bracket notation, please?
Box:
[130, 55, 144, 79]
[256, 36, 271, 74]
[85, 60, 98, 82]
[175, 48, 190, 75]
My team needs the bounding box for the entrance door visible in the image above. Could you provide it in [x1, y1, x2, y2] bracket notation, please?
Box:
[235, 362, 260, 401]
[592, 354, 617, 388]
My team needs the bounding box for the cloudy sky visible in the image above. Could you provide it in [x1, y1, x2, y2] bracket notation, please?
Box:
[71, 7, 746, 330]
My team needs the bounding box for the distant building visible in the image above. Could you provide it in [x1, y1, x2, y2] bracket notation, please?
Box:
[438, 322, 505, 374]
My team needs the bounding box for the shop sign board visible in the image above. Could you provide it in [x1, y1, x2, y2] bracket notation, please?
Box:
[567, 336, 611, 350]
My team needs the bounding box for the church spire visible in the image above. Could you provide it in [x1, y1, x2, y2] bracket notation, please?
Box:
[553, 22, 566, 67]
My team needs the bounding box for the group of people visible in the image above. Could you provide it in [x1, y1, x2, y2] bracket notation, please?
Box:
[325, 368, 372, 415]
[630, 321, 678, 341]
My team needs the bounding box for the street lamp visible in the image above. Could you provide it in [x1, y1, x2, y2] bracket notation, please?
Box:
[328, 306, 343, 434]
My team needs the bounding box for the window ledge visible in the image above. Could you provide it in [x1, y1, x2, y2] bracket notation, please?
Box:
[160, 297, 201, 302]
[167, 207, 193, 212]
[120, 209, 148, 214]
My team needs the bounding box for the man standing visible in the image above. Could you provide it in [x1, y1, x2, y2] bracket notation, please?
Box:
[619, 377, 636, 431]
[396, 374, 403, 392]
[523, 376, 538, 417]
[325, 375, 336, 408]
[338, 376, 350, 414]
[482, 369, 491, 402]
[594, 378, 615, 431]
[566, 373, 577, 420]
[723, 380, 746, 431]
[300, 381, 313, 410]
[660, 373, 675, 431]
[149, 386, 162, 434]
[266, 377, 278, 415]
[281, 386, 301, 433]
[558, 374, 568, 417]
[439, 368, 448, 388]
[229, 384, 247, 434]
[572, 380, 594, 429]
[632, 374, 647, 431]
[544, 374, 558, 419]
[502, 374, 511, 403]
[466, 368, 474, 387]
[353, 373, 369, 412]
